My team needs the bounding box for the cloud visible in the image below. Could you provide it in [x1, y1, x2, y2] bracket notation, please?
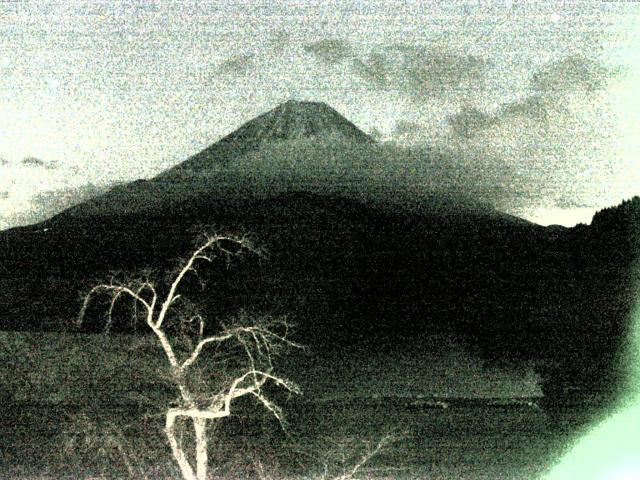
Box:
[555, 195, 594, 209]
[446, 56, 617, 140]
[352, 52, 391, 89]
[350, 44, 488, 97]
[447, 107, 498, 139]
[301, 39, 488, 98]
[393, 120, 424, 137]
[438, 55, 624, 218]
[499, 95, 548, 122]
[269, 30, 291, 53]
[367, 126, 384, 142]
[0, 183, 110, 230]
[446, 96, 549, 139]
[216, 54, 256, 76]
[390, 120, 430, 144]
[303, 39, 353, 65]
[531, 55, 614, 94]
[21, 156, 58, 169]
[382, 44, 488, 97]
[212, 31, 294, 80]
[28, 183, 107, 218]
[213, 38, 489, 104]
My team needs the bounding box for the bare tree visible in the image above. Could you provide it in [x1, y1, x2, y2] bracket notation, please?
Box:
[323, 434, 395, 480]
[78, 233, 300, 480]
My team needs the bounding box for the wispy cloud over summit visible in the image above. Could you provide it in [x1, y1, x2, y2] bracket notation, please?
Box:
[302, 39, 489, 99]
[303, 39, 353, 65]
[216, 54, 256, 77]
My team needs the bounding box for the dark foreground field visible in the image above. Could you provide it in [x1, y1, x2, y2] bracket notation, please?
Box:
[0, 398, 601, 480]
[0, 331, 603, 479]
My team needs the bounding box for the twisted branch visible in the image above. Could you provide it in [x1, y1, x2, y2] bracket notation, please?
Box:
[77, 233, 299, 480]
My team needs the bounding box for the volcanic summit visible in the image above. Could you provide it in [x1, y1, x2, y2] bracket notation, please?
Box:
[160, 100, 375, 177]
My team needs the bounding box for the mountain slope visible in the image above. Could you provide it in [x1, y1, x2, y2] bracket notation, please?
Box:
[159, 100, 375, 177]
[53, 101, 383, 218]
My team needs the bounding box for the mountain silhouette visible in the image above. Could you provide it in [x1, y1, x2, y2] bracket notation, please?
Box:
[52, 101, 494, 219]
[160, 100, 375, 177]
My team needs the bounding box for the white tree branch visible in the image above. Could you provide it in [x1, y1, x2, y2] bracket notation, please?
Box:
[78, 284, 152, 328]
[181, 332, 234, 370]
[155, 235, 246, 329]
[79, 233, 296, 480]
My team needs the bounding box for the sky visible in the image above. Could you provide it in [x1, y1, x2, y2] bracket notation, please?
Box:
[0, 0, 639, 229]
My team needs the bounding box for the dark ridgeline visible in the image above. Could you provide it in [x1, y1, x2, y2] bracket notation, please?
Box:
[0, 101, 637, 406]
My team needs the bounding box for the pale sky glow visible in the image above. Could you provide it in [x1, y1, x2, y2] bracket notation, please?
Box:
[516, 206, 601, 228]
[0, 1, 639, 229]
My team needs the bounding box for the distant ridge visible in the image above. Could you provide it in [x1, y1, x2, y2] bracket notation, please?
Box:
[160, 100, 375, 177]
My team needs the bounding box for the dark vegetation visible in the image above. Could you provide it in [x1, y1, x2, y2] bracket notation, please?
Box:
[1, 192, 638, 409]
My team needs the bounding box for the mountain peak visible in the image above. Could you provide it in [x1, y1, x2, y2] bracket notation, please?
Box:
[279, 98, 323, 107]
[159, 101, 375, 177]
[274, 99, 334, 113]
